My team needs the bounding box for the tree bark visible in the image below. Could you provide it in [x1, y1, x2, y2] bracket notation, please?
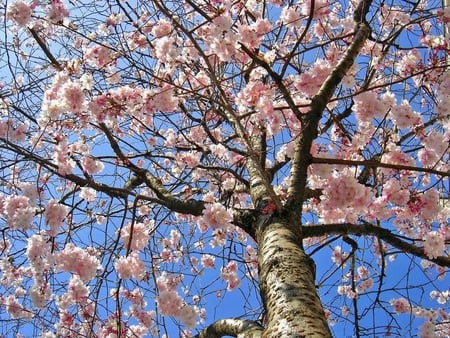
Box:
[256, 213, 332, 338]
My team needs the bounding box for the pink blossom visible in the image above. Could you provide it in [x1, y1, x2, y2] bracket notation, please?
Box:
[151, 19, 172, 37]
[356, 278, 374, 293]
[175, 151, 201, 168]
[430, 290, 450, 304]
[390, 100, 420, 129]
[280, 6, 301, 28]
[395, 49, 422, 77]
[67, 275, 89, 303]
[129, 306, 155, 328]
[4, 195, 35, 230]
[114, 252, 146, 280]
[382, 148, 414, 167]
[44, 200, 68, 236]
[419, 321, 436, 338]
[390, 297, 411, 313]
[331, 246, 348, 267]
[301, 0, 330, 18]
[79, 187, 97, 202]
[337, 285, 357, 299]
[30, 282, 52, 308]
[201, 254, 215, 268]
[152, 85, 178, 112]
[382, 179, 410, 206]
[178, 305, 197, 328]
[221, 261, 241, 291]
[254, 19, 272, 35]
[19, 182, 41, 206]
[200, 203, 233, 230]
[357, 266, 369, 279]
[320, 169, 373, 222]
[26, 234, 50, 265]
[62, 81, 85, 113]
[119, 221, 151, 251]
[3, 295, 32, 319]
[54, 137, 75, 175]
[7, 1, 32, 27]
[55, 243, 102, 281]
[420, 189, 441, 220]
[341, 306, 350, 316]
[156, 290, 183, 316]
[81, 156, 104, 174]
[354, 91, 390, 122]
[156, 272, 182, 292]
[154, 36, 179, 64]
[47, 0, 69, 23]
[84, 45, 113, 68]
[423, 231, 445, 259]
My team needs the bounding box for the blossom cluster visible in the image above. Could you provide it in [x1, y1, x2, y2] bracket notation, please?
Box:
[155, 272, 198, 328]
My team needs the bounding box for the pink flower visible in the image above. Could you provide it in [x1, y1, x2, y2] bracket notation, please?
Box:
[3, 295, 32, 319]
[7, 1, 32, 27]
[67, 275, 89, 303]
[84, 45, 112, 68]
[419, 321, 436, 337]
[280, 6, 301, 28]
[357, 266, 370, 279]
[30, 282, 51, 308]
[151, 19, 172, 37]
[154, 36, 179, 64]
[178, 306, 197, 328]
[62, 81, 85, 113]
[423, 231, 445, 259]
[156, 272, 182, 292]
[390, 100, 420, 129]
[390, 298, 411, 313]
[156, 290, 183, 316]
[47, 0, 69, 23]
[221, 261, 241, 291]
[200, 203, 233, 230]
[79, 187, 97, 202]
[44, 200, 68, 236]
[55, 243, 102, 281]
[81, 156, 104, 174]
[331, 246, 348, 267]
[54, 137, 75, 175]
[354, 91, 390, 122]
[201, 254, 215, 269]
[26, 234, 50, 264]
[114, 252, 146, 280]
[119, 221, 151, 251]
[4, 195, 35, 230]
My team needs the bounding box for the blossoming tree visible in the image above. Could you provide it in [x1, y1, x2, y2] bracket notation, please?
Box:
[0, 0, 449, 336]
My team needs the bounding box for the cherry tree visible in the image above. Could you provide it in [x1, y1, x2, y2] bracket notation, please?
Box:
[0, 0, 449, 337]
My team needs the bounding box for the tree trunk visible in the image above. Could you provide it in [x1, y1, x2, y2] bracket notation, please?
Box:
[257, 213, 332, 337]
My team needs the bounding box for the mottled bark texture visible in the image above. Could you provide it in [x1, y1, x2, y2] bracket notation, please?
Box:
[257, 215, 332, 338]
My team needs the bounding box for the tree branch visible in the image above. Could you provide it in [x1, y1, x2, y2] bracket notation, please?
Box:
[28, 28, 63, 71]
[98, 123, 205, 215]
[302, 222, 450, 267]
[286, 9, 372, 213]
[311, 156, 450, 177]
[193, 318, 264, 338]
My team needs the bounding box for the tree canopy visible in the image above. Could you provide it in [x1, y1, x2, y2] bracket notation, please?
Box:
[0, 0, 449, 337]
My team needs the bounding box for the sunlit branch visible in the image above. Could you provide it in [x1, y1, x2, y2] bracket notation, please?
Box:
[98, 123, 205, 216]
[286, 4, 372, 213]
[193, 318, 264, 338]
[28, 28, 62, 71]
[311, 156, 450, 177]
[302, 222, 450, 267]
